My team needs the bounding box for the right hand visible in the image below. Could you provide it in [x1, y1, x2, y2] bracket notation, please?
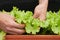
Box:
[33, 0, 48, 21]
[0, 13, 25, 35]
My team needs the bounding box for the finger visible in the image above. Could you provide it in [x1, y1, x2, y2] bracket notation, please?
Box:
[2, 27, 18, 35]
[7, 31, 18, 35]
[12, 28, 25, 34]
[33, 13, 39, 18]
[38, 14, 46, 21]
[9, 20, 25, 29]
[6, 27, 25, 34]
[33, 10, 40, 18]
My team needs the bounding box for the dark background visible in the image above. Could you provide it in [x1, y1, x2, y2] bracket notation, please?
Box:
[0, 0, 60, 12]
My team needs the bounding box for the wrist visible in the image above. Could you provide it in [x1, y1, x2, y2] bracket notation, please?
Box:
[39, 0, 48, 4]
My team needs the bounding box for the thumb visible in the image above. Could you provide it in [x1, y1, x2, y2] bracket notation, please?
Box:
[33, 10, 40, 18]
[33, 13, 39, 18]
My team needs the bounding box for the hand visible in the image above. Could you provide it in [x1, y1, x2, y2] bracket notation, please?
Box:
[0, 13, 25, 35]
[33, 4, 48, 21]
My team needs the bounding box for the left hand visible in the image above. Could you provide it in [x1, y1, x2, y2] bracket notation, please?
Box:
[33, 4, 48, 21]
[0, 13, 25, 35]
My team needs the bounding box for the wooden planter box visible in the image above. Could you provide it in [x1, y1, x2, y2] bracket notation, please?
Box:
[5, 35, 60, 40]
